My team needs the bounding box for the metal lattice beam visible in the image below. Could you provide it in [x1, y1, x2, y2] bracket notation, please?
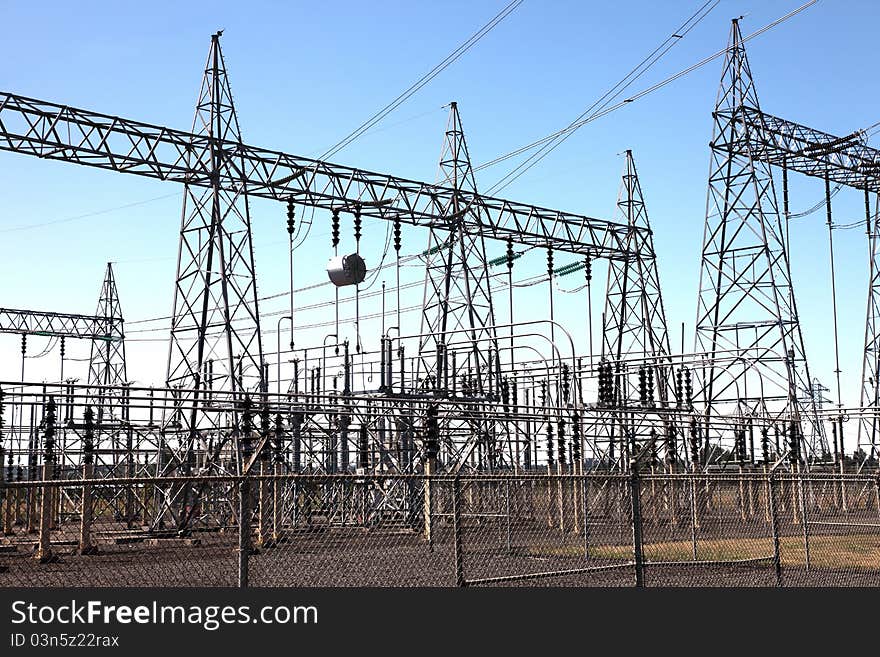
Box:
[0, 307, 119, 341]
[0, 93, 642, 259]
[735, 107, 880, 192]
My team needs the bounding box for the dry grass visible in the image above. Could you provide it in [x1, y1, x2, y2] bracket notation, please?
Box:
[583, 534, 880, 570]
[530, 534, 880, 570]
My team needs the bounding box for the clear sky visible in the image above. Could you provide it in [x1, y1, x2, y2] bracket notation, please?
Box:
[0, 0, 877, 432]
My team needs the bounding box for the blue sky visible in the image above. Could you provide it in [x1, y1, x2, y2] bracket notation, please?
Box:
[0, 0, 877, 429]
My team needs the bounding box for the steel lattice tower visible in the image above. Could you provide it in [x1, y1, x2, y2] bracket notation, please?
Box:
[85, 262, 134, 494]
[858, 206, 880, 462]
[418, 102, 498, 395]
[87, 262, 127, 393]
[602, 150, 672, 398]
[86, 261, 127, 446]
[694, 20, 826, 461]
[164, 32, 264, 460]
[600, 150, 674, 468]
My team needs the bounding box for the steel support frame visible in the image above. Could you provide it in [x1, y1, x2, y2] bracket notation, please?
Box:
[694, 19, 825, 464]
[0, 93, 643, 260]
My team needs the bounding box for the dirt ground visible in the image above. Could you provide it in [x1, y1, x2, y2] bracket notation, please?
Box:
[1, 516, 878, 587]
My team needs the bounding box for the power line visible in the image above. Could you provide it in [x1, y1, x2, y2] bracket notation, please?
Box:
[318, 0, 524, 161]
[126, 246, 431, 327]
[126, 257, 582, 343]
[480, 1, 818, 195]
[2, 0, 520, 254]
[479, 0, 720, 192]
[477, 0, 718, 175]
[0, 192, 182, 234]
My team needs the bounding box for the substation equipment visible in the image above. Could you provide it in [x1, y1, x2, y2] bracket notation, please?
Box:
[0, 20, 878, 537]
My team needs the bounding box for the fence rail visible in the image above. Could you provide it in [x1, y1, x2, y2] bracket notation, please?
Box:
[1, 472, 879, 587]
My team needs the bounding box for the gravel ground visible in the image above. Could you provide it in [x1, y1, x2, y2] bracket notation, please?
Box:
[2, 517, 878, 587]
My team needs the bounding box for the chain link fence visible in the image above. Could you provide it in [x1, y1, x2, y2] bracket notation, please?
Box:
[0, 476, 238, 586]
[1, 472, 878, 587]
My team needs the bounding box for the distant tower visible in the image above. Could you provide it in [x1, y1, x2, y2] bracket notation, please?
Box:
[804, 377, 831, 459]
[86, 262, 129, 490]
[163, 32, 265, 471]
[87, 262, 127, 405]
[693, 20, 826, 461]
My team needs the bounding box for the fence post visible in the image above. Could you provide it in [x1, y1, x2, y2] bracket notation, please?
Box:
[875, 474, 880, 522]
[238, 476, 251, 588]
[689, 474, 698, 561]
[272, 462, 283, 544]
[423, 457, 434, 545]
[0, 456, 7, 536]
[15, 468, 24, 527]
[14, 474, 23, 528]
[79, 465, 96, 555]
[36, 398, 57, 563]
[582, 475, 590, 560]
[79, 406, 96, 555]
[798, 472, 811, 571]
[37, 478, 53, 562]
[452, 475, 464, 587]
[630, 469, 645, 588]
[504, 479, 511, 555]
[767, 472, 783, 587]
[256, 459, 271, 548]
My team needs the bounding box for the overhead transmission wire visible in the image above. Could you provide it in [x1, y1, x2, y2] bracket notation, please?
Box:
[126, 241, 576, 337]
[479, 0, 720, 193]
[24, 337, 58, 359]
[0, 192, 182, 234]
[108, 1, 818, 268]
[126, 205, 537, 332]
[126, 240, 431, 330]
[476, 0, 818, 195]
[291, 1, 524, 250]
[318, 0, 523, 162]
[37, 3, 522, 275]
[126, 251, 589, 342]
[292, 0, 526, 350]
[789, 184, 842, 219]
[263, 266, 593, 365]
[76, 5, 825, 343]
[12, 3, 529, 356]
[127, 258, 490, 334]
